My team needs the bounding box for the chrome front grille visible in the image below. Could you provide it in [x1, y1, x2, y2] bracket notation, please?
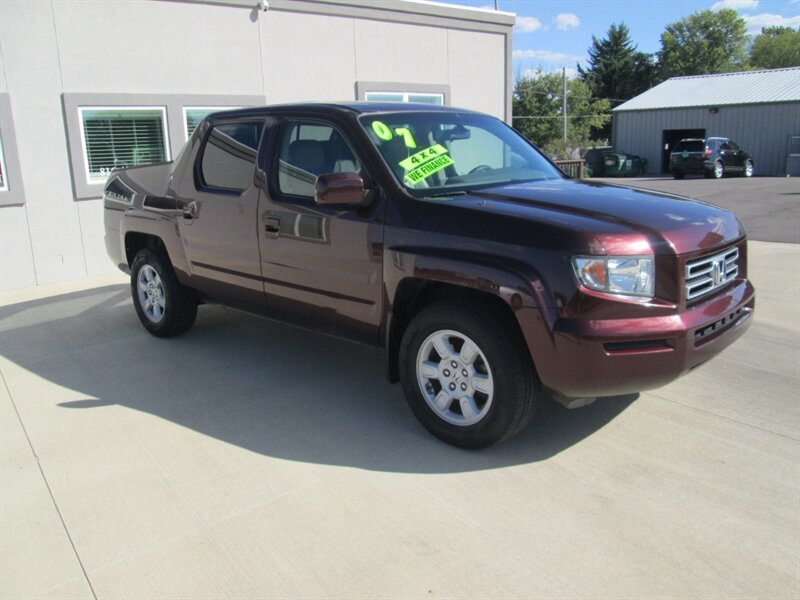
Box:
[685, 247, 739, 301]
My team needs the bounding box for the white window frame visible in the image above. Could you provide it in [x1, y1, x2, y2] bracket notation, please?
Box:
[78, 106, 171, 185]
[0, 135, 9, 193]
[364, 91, 445, 104]
[182, 106, 242, 141]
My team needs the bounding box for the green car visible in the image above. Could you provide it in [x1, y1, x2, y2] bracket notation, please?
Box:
[602, 153, 648, 177]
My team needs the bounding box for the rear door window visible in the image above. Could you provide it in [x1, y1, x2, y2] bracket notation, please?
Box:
[199, 120, 265, 192]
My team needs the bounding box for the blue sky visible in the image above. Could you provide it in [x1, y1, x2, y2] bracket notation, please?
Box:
[433, 0, 800, 78]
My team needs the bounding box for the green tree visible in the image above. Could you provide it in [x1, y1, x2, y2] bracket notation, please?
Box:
[657, 8, 748, 80]
[512, 70, 610, 156]
[749, 26, 800, 69]
[578, 23, 655, 138]
[579, 23, 655, 101]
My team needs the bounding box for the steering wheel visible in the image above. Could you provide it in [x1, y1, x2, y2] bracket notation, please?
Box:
[468, 164, 493, 174]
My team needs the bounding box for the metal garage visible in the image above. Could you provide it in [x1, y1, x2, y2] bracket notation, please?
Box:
[612, 67, 800, 176]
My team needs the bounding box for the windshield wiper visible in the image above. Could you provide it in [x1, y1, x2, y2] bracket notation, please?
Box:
[428, 190, 468, 198]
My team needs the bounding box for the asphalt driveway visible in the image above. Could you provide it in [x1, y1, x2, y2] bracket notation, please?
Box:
[595, 176, 799, 244]
[1, 240, 798, 599]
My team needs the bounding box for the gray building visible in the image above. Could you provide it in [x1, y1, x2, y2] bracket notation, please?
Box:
[612, 68, 800, 176]
[0, 0, 514, 291]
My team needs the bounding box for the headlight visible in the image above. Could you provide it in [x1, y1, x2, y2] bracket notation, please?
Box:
[572, 256, 655, 298]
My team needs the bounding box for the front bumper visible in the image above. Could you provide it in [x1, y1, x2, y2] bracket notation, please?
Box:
[520, 279, 755, 398]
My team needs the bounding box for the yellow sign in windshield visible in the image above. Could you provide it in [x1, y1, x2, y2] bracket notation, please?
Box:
[399, 144, 448, 171]
[405, 154, 455, 184]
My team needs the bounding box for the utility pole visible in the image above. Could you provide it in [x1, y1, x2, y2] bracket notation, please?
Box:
[562, 67, 567, 143]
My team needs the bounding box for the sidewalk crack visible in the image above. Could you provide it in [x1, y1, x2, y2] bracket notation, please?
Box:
[2, 371, 98, 600]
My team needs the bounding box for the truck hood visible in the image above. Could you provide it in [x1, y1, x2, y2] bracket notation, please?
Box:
[464, 179, 745, 255]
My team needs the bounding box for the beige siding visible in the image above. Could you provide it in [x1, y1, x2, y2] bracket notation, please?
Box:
[0, 0, 511, 291]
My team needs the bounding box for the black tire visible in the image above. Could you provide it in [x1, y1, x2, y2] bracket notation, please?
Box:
[710, 160, 724, 179]
[743, 160, 754, 177]
[673, 172, 685, 180]
[399, 302, 543, 449]
[130, 248, 197, 337]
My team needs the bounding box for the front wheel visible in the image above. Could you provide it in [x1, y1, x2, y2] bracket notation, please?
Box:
[131, 249, 197, 337]
[399, 302, 542, 448]
[743, 160, 754, 177]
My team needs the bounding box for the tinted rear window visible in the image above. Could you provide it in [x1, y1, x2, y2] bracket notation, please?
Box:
[673, 141, 704, 152]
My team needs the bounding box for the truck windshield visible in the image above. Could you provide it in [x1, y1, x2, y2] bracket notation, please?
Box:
[358, 111, 562, 196]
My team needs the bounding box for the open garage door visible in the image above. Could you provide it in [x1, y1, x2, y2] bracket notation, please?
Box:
[662, 129, 705, 174]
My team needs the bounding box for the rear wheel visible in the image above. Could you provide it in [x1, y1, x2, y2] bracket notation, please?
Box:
[743, 160, 754, 177]
[399, 302, 542, 448]
[709, 160, 724, 179]
[131, 249, 197, 337]
[673, 172, 685, 180]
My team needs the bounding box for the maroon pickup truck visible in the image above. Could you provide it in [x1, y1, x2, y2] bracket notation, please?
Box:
[104, 103, 754, 448]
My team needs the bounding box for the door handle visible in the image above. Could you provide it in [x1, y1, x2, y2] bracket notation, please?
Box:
[264, 216, 281, 237]
[183, 201, 198, 219]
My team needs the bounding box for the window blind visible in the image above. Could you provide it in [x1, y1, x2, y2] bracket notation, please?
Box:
[81, 108, 167, 183]
[185, 109, 211, 139]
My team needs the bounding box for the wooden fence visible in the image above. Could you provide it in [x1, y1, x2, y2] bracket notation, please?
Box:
[553, 159, 586, 179]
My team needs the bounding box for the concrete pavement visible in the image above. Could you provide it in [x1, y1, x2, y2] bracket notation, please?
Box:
[1, 242, 798, 599]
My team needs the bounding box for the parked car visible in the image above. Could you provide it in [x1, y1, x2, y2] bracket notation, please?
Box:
[104, 103, 755, 448]
[670, 137, 754, 179]
[601, 152, 648, 177]
[583, 146, 612, 177]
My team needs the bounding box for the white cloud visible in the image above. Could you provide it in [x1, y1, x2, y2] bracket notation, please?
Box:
[743, 12, 800, 33]
[513, 49, 581, 63]
[711, 0, 758, 9]
[514, 16, 542, 33]
[554, 13, 580, 30]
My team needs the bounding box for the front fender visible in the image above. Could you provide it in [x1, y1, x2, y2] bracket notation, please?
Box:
[382, 247, 559, 384]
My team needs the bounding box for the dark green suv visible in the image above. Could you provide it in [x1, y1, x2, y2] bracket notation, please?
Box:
[670, 137, 754, 179]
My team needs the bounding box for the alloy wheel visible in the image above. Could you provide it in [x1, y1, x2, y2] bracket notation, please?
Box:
[136, 265, 166, 323]
[415, 329, 494, 426]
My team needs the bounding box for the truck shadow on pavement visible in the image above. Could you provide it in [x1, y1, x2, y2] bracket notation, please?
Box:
[1, 284, 637, 473]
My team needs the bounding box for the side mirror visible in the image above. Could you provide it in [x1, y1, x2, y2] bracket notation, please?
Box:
[315, 172, 366, 206]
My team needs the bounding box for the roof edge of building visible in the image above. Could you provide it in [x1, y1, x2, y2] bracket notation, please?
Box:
[665, 66, 800, 82]
[170, 0, 517, 29]
[613, 98, 800, 113]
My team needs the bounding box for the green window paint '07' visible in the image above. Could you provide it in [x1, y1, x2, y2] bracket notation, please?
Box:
[370, 121, 417, 148]
[371, 121, 393, 141]
[394, 127, 416, 149]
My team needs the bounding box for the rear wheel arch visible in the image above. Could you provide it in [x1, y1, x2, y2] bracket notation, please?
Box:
[125, 232, 169, 268]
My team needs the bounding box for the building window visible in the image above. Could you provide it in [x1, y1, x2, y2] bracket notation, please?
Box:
[0, 135, 8, 192]
[78, 107, 170, 184]
[365, 91, 444, 105]
[184, 107, 241, 141]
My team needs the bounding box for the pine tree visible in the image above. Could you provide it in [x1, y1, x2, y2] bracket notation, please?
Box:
[578, 23, 654, 139]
